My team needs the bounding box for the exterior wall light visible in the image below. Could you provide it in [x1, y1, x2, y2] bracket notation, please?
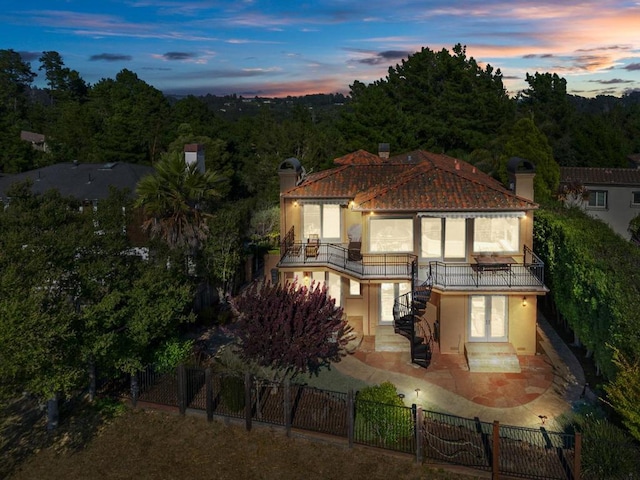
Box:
[522, 296, 527, 307]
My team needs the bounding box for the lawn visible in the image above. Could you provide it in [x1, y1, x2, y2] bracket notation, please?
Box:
[5, 400, 483, 480]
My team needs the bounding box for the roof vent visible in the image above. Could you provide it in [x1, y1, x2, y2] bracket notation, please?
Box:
[100, 162, 118, 170]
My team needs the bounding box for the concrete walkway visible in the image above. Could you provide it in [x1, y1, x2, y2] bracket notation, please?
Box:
[335, 313, 586, 429]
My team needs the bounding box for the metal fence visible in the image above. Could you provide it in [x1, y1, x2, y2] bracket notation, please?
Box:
[354, 399, 416, 453]
[129, 365, 580, 480]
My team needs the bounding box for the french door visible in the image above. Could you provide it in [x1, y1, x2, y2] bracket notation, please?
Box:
[468, 295, 508, 342]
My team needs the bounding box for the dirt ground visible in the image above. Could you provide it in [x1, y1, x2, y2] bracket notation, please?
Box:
[3, 397, 484, 480]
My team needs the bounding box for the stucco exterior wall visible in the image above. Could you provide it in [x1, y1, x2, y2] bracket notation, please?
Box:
[582, 184, 640, 239]
[439, 295, 467, 354]
[508, 295, 537, 354]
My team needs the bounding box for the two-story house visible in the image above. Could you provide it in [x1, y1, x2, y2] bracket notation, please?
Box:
[276, 148, 547, 372]
[560, 166, 640, 240]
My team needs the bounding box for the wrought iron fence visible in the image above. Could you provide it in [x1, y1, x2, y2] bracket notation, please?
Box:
[130, 365, 580, 480]
[498, 424, 576, 480]
[289, 386, 348, 437]
[422, 410, 492, 471]
[354, 399, 416, 454]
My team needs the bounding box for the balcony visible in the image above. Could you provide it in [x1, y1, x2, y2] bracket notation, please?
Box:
[278, 242, 416, 280]
[422, 247, 546, 292]
[278, 228, 545, 291]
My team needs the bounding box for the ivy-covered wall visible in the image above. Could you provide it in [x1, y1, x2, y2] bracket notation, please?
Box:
[534, 205, 640, 379]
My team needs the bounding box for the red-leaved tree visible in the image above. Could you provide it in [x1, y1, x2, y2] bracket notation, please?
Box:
[230, 281, 350, 377]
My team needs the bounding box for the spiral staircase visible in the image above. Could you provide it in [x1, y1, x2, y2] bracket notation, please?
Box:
[392, 275, 435, 368]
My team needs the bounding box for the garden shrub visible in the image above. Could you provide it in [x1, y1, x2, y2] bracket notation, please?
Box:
[153, 338, 194, 373]
[355, 382, 413, 447]
[559, 408, 640, 479]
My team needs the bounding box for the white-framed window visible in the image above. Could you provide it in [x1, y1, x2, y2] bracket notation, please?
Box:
[370, 217, 413, 252]
[420, 217, 442, 258]
[444, 218, 466, 259]
[349, 279, 361, 296]
[420, 217, 466, 259]
[587, 190, 607, 209]
[380, 282, 411, 323]
[632, 191, 640, 206]
[303, 203, 341, 240]
[473, 217, 519, 253]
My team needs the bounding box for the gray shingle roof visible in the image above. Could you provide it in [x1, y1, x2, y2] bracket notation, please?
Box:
[0, 162, 154, 201]
[560, 166, 640, 186]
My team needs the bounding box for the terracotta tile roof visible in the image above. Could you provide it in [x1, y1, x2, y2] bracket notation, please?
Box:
[560, 167, 640, 186]
[283, 150, 537, 212]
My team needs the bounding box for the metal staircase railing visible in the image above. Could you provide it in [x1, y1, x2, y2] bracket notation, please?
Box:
[393, 269, 434, 368]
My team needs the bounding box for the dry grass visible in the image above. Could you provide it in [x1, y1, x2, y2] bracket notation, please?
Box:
[4, 399, 484, 480]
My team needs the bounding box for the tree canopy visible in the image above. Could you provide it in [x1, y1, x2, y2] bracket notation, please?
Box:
[135, 152, 226, 251]
[230, 281, 351, 378]
[339, 44, 515, 156]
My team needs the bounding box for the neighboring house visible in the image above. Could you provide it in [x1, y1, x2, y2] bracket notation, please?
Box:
[0, 160, 154, 245]
[559, 166, 640, 240]
[20, 130, 49, 152]
[276, 148, 547, 372]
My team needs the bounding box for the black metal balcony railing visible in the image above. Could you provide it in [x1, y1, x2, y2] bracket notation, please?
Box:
[279, 241, 416, 279]
[278, 227, 545, 290]
[428, 246, 544, 290]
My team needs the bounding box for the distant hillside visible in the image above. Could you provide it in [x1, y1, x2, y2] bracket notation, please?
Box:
[166, 93, 349, 122]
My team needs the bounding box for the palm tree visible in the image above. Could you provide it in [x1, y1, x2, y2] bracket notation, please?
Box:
[135, 152, 223, 250]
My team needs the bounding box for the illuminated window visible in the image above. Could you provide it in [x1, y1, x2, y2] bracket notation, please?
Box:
[303, 204, 341, 240]
[473, 217, 519, 253]
[370, 218, 413, 252]
[421, 217, 466, 259]
[380, 282, 411, 322]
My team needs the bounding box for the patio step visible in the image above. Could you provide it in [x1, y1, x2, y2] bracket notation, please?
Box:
[465, 343, 521, 373]
[375, 325, 411, 352]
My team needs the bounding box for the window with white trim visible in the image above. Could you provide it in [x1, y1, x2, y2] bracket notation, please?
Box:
[420, 217, 466, 259]
[587, 190, 607, 208]
[444, 218, 466, 259]
[473, 217, 519, 253]
[303, 204, 341, 240]
[370, 217, 413, 252]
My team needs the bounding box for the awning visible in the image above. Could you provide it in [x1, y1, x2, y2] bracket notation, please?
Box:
[417, 211, 526, 218]
[296, 199, 350, 206]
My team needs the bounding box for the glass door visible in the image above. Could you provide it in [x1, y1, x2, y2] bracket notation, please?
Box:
[468, 296, 508, 342]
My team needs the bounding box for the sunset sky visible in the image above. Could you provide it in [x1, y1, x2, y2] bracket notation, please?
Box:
[3, 1, 640, 98]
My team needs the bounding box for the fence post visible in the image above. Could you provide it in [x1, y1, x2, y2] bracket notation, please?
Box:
[492, 420, 500, 480]
[347, 388, 354, 448]
[573, 432, 581, 480]
[130, 372, 139, 408]
[244, 372, 252, 431]
[205, 368, 213, 422]
[414, 405, 423, 463]
[177, 364, 187, 415]
[284, 378, 291, 437]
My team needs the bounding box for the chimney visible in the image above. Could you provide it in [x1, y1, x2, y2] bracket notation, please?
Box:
[506, 157, 536, 201]
[378, 143, 390, 159]
[278, 157, 304, 193]
[184, 144, 205, 173]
